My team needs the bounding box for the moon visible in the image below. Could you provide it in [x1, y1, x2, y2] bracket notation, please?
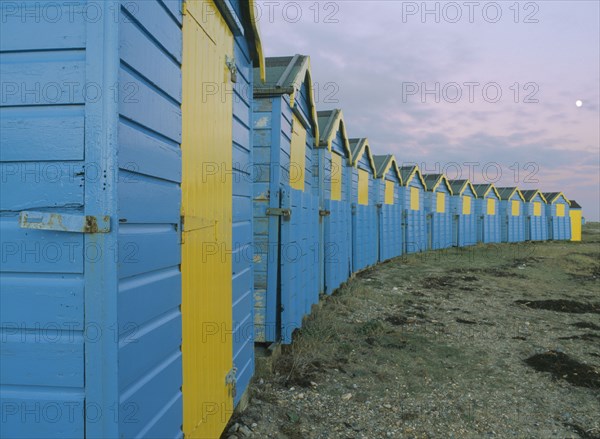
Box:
[576, 100, 583, 107]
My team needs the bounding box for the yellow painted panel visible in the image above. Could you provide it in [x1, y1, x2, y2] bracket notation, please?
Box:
[511, 200, 520, 216]
[358, 169, 369, 205]
[570, 210, 582, 241]
[556, 203, 565, 217]
[436, 192, 445, 213]
[410, 187, 419, 211]
[462, 196, 471, 215]
[289, 114, 306, 191]
[384, 181, 394, 205]
[331, 152, 342, 201]
[533, 202, 541, 216]
[182, 2, 233, 437]
[487, 198, 495, 215]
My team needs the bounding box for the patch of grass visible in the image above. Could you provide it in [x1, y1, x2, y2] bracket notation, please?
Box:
[355, 319, 385, 336]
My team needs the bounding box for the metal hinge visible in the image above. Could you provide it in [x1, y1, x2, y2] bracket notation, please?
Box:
[319, 210, 331, 217]
[19, 211, 110, 233]
[225, 55, 237, 83]
[226, 367, 237, 398]
[266, 208, 291, 218]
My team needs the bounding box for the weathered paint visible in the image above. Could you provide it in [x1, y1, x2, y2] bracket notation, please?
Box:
[1, 2, 183, 438]
[373, 155, 404, 262]
[543, 192, 572, 241]
[349, 139, 378, 272]
[569, 200, 582, 242]
[449, 180, 478, 247]
[521, 190, 548, 241]
[423, 174, 453, 250]
[318, 110, 353, 294]
[252, 56, 320, 343]
[400, 166, 428, 253]
[473, 184, 501, 244]
[497, 188, 526, 243]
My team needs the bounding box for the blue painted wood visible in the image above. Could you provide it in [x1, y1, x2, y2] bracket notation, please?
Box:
[475, 191, 501, 244]
[350, 150, 378, 271]
[450, 185, 478, 247]
[546, 195, 571, 240]
[401, 176, 427, 254]
[1, 106, 85, 162]
[231, 33, 255, 405]
[0, 3, 184, 438]
[424, 183, 453, 250]
[499, 193, 525, 243]
[0, 1, 86, 52]
[525, 193, 548, 241]
[375, 171, 403, 261]
[323, 127, 352, 293]
[324, 198, 352, 293]
[251, 81, 320, 345]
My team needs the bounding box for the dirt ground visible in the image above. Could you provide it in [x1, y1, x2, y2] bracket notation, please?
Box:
[226, 223, 600, 439]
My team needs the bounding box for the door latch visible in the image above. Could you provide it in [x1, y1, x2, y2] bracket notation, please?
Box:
[319, 210, 330, 217]
[226, 367, 237, 398]
[266, 208, 291, 218]
[19, 211, 110, 233]
[225, 55, 237, 83]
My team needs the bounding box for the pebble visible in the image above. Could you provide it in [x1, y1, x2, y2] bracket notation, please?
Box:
[342, 393, 353, 401]
[227, 423, 240, 434]
[238, 425, 253, 437]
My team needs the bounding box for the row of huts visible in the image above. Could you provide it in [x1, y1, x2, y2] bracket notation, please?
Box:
[0, 1, 583, 439]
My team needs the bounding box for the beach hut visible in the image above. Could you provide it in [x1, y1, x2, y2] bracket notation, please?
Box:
[373, 155, 404, 261]
[521, 190, 549, 241]
[251, 55, 320, 344]
[497, 188, 526, 243]
[399, 166, 428, 253]
[569, 200, 582, 242]
[317, 109, 353, 293]
[449, 180, 479, 247]
[473, 184, 502, 244]
[0, 1, 264, 437]
[543, 192, 572, 240]
[423, 174, 454, 250]
[349, 139, 379, 272]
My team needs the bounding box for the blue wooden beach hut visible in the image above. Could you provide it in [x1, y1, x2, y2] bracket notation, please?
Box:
[317, 109, 353, 293]
[543, 192, 572, 240]
[399, 166, 428, 253]
[423, 174, 454, 250]
[349, 139, 379, 271]
[521, 190, 549, 241]
[497, 187, 526, 243]
[473, 184, 502, 244]
[252, 55, 321, 344]
[449, 180, 479, 247]
[0, 1, 264, 437]
[373, 155, 404, 261]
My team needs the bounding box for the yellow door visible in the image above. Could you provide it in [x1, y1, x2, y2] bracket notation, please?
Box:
[182, 1, 234, 437]
[331, 152, 342, 201]
[290, 114, 306, 191]
[436, 192, 445, 213]
[570, 210, 582, 241]
[358, 169, 369, 205]
[384, 181, 394, 205]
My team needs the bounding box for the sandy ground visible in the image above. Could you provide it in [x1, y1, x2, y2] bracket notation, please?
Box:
[225, 223, 600, 439]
